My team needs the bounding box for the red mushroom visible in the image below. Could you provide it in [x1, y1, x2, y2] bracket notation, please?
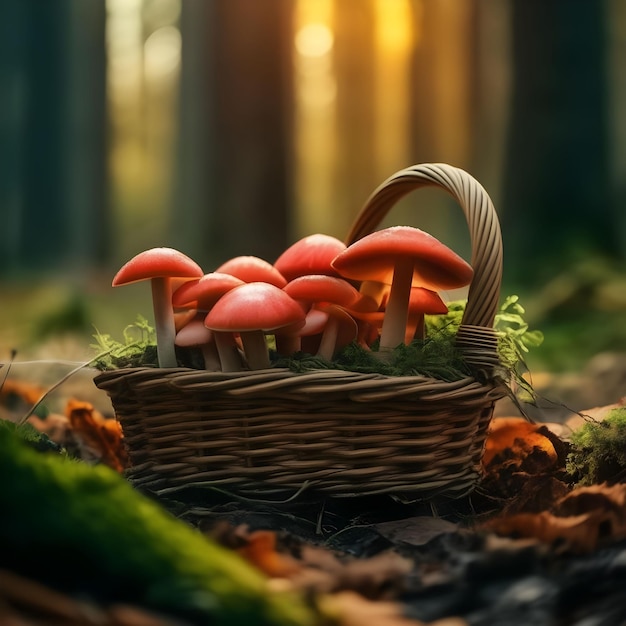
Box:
[358, 280, 390, 310]
[331, 226, 472, 352]
[215, 256, 287, 288]
[314, 304, 358, 361]
[405, 287, 449, 342]
[174, 307, 199, 332]
[283, 274, 362, 312]
[273, 233, 347, 282]
[274, 307, 330, 356]
[172, 272, 245, 312]
[172, 272, 246, 371]
[204, 282, 306, 370]
[347, 286, 448, 344]
[172, 272, 246, 372]
[175, 319, 221, 371]
[282, 275, 361, 358]
[112, 247, 203, 367]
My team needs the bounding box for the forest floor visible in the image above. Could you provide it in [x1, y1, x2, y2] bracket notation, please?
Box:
[2, 334, 626, 625]
[1, 267, 626, 625]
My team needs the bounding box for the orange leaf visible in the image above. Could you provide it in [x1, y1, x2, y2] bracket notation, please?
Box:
[65, 399, 129, 472]
[0, 380, 45, 418]
[484, 483, 626, 553]
[482, 417, 558, 471]
[236, 530, 301, 578]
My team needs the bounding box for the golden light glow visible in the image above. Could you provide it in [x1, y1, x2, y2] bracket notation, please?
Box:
[144, 25, 182, 82]
[373, 0, 413, 179]
[295, 23, 334, 58]
[293, 0, 338, 239]
[375, 0, 413, 54]
[431, 0, 472, 166]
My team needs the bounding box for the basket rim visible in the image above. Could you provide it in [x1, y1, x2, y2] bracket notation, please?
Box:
[93, 363, 503, 388]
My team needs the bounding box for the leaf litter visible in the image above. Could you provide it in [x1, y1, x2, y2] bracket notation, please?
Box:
[2, 353, 626, 625]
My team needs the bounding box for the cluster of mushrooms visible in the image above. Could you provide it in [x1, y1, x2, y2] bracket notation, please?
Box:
[112, 227, 474, 371]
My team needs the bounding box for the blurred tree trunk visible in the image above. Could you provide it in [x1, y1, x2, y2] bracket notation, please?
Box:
[333, 0, 376, 237]
[174, 0, 216, 265]
[407, 0, 478, 259]
[502, 0, 614, 288]
[0, 0, 108, 276]
[66, 0, 109, 269]
[176, 0, 294, 269]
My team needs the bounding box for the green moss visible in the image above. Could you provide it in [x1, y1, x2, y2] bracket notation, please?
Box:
[0, 418, 64, 454]
[0, 424, 319, 625]
[566, 408, 626, 486]
[274, 334, 470, 382]
[93, 298, 542, 390]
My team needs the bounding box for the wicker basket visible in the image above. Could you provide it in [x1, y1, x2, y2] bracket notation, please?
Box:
[95, 163, 506, 501]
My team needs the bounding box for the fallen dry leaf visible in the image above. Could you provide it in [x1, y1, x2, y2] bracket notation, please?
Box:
[210, 522, 413, 601]
[258, 537, 414, 602]
[65, 399, 129, 472]
[235, 529, 302, 578]
[555, 482, 626, 522]
[0, 379, 45, 421]
[497, 475, 571, 516]
[478, 417, 570, 511]
[483, 483, 626, 553]
[319, 591, 467, 626]
[373, 516, 458, 547]
[482, 417, 559, 471]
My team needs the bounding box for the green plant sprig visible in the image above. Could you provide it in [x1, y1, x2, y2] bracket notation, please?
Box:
[91, 315, 158, 370]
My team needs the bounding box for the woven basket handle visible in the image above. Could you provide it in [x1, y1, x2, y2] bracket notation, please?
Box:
[344, 164, 503, 368]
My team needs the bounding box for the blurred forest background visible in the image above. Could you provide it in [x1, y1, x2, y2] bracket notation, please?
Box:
[1, 0, 625, 372]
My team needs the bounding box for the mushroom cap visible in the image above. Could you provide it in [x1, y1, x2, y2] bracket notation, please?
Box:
[112, 247, 203, 286]
[174, 308, 198, 332]
[276, 307, 330, 338]
[408, 287, 449, 315]
[331, 226, 473, 291]
[172, 272, 245, 310]
[283, 275, 361, 309]
[274, 233, 347, 282]
[175, 319, 214, 347]
[215, 256, 287, 288]
[204, 282, 306, 333]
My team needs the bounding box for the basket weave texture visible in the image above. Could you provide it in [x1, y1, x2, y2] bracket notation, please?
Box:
[95, 163, 507, 501]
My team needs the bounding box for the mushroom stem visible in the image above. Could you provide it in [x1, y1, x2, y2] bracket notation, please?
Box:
[151, 277, 178, 368]
[379, 258, 414, 351]
[201, 342, 221, 371]
[275, 334, 301, 357]
[239, 331, 271, 370]
[213, 332, 242, 372]
[410, 315, 426, 343]
[316, 317, 339, 362]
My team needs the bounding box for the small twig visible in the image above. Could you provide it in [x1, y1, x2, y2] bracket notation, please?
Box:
[0, 359, 95, 368]
[325, 523, 374, 544]
[16, 349, 114, 426]
[316, 499, 327, 535]
[0, 349, 17, 391]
